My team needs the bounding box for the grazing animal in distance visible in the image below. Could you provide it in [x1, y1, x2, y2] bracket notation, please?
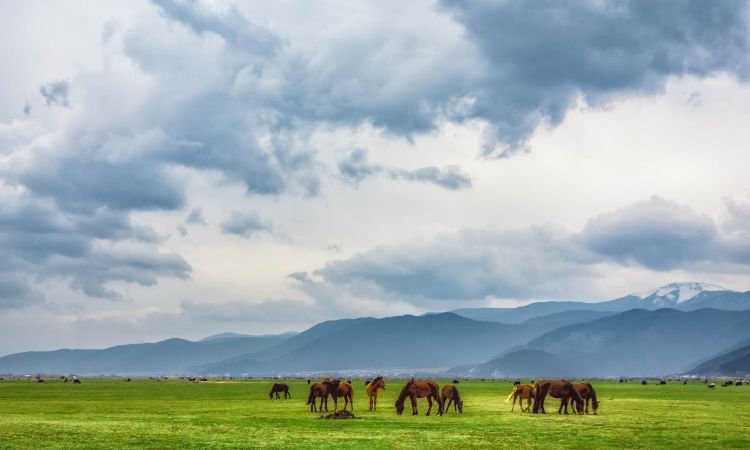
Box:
[642, 380, 648, 385]
[533, 380, 584, 415]
[708, 383, 716, 388]
[659, 380, 666, 385]
[507, 384, 535, 412]
[395, 379, 443, 416]
[331, 379, 354, 411]
[37, 379, 44, 383]
[366, 376, 386, 411]
[441, 384, 463, 413]
[736, 380, 744, 386]
[73, 379, 81, 384]
[307, 380, 334, 412]
[514, 380, 521, 386]
[269, 383, 290, 400]
[452, 379, 460, 384]
[307, 379, 311, 384]
[564, 383, 600, 415]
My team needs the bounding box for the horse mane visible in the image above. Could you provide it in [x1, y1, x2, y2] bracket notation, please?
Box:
[568, 382, 584, 407]
[395, 379, 413, 408]
[586, 382, 598, 406]
[452, 384, 462, 404]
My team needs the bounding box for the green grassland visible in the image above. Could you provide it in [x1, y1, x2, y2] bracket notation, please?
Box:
[1, 378, 749, 449]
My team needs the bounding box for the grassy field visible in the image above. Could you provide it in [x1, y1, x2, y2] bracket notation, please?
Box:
[1, 378, 749, 449]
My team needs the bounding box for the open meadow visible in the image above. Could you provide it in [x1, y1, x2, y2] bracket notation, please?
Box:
[2, 378, 750, 449]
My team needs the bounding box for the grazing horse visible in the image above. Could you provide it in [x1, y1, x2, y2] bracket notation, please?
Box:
[395, 379, 443, 416]
[562, 383, 600, 415]
[73, 379, 81, 384]
[507, 384, 536, 412]
[441, 384, 463, 413]
[533, 379, 584, 414]
[366, 376, 386, 411]
[307, 380, 335, 412]
[269, 383, 290, 399]
[332, 380, 354, 411]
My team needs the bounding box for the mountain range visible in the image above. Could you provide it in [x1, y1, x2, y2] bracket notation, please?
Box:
[1, 282, 749, 377]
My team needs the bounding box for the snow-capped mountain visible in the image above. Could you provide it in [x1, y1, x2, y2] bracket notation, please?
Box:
[635, 282, 729, 306]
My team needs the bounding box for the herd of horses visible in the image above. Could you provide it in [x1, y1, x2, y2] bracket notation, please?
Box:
[269, 377, 598, 416]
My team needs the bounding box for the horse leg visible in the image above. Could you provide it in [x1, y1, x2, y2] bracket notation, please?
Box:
[426, 396, 433, 416]
[411, 394, 418, 415]
[585, 398, 589, 414]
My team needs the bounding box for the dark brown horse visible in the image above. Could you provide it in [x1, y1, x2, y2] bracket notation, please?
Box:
[533, 379, 584, 414]
[441, 384, 463, 413]
[395, 379, 443, 416]
[507, 384, 535, 412]
[269, 383, 290, 399]
[307, 380, 335, 412]
[366, 376, 386, 411]
[563, 383, 599, 414]
[331, 379, 354, 411]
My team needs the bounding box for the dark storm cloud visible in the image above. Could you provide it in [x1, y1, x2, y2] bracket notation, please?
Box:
[338, 148, 472, 190]
[186, 208, 206, 225]
[440, 0, 750, 156]
[0, 195, 189, 306]
[0, 274, 44, 309]
[39, 80, 71, 108]
[220, 211, 272, 238]
[313, 197, 750, 304]
[579, 197, 718, 270]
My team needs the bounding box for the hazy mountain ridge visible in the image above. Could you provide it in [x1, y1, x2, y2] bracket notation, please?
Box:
[456, 308, 750, 377]
[2, 283, 749, 376]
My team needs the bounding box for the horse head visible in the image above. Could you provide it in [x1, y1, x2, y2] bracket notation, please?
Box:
[591, 399, 600, 414]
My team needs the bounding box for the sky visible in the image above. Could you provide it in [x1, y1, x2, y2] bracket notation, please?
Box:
[2, 0, 750, 354]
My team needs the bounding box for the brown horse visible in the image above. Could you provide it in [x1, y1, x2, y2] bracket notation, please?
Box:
[307, 380, 334, 412]
[269, 383, 290, 399]
[533, 379, 584, 414]
[366, 376, 386, 411]
[441, 384, 463, 413]
[331, 379, 354, 411]
[563, 383, 599, 414]
[395, 379, 443, 416]
[506, 384, 535, 412]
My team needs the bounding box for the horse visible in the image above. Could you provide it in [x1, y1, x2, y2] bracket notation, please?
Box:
[331, 379, 354, 411]
[269, 383, 290, 400]
[366, 376, 386, 411]
[73, 379, 81, 384]
[307, 380, 335, 412]
[563, 383, 599, 415]
[395, 379, 442, 416]
[533, 379, 584, 414]
[507, 384, 535, 412]
[441, 384, 463, 413]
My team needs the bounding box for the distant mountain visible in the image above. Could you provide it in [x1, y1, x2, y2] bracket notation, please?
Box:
[201, 332, 297, 342]
[192, 317, 377, 373]
[199, 313, 541, 375]
[0, 334, 292, 375]
[450, 349, 586, 378]
[688, 341, 750, 377]
[451, 308, 750, 377]
[451, 283, 748, 324]
[523, 308, 750, 376]
[518, 309, 616, 332]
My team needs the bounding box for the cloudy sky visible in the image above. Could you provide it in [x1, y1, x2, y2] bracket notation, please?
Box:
[2, 0, 750, 354]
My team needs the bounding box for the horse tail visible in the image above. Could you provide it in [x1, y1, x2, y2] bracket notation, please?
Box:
[431, 382, 443, 413]
[570, 382, 584, 408]
[306, 385, 315, 405]
[506, 385, 518, 403]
